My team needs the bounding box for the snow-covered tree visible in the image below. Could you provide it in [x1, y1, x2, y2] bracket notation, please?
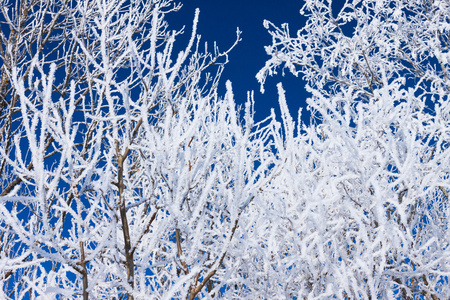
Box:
[0, 0, 277, 299]
[256, 0, 450, 298]
[3, 0, 450, 299]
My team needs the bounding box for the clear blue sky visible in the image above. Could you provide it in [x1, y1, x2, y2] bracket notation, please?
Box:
[167, 1, 310, 122]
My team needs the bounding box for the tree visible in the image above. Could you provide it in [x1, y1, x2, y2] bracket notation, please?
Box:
[256, 0, 450, 298]
[0, 0, 278, 298]
[2, 0, 450, 299]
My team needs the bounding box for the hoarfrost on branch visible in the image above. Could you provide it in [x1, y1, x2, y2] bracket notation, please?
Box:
[1, 0, 450, 299]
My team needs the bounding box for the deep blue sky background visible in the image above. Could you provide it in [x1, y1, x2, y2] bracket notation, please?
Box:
[167, 1, 310, 123]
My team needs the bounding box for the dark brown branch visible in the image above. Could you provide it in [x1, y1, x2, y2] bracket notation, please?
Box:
[176, 228, 189, 275]
[80, 241, 89, 300]
[115, 140, 134, 300]
[188, 212, 241, 300]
